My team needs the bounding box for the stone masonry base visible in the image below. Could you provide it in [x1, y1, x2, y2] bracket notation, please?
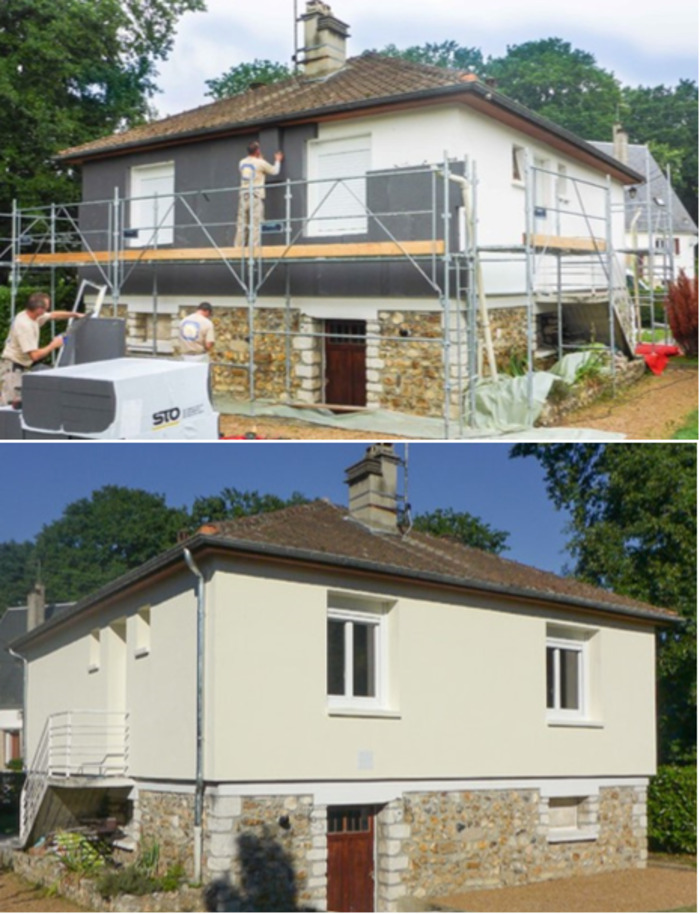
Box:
[130, 782, 646, 912]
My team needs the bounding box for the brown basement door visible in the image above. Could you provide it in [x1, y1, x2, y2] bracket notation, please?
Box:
[324, 320, 367, 407]
[327, 805, 376, 912]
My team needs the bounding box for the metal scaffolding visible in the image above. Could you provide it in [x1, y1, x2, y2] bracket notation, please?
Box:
[4, 157, 648, 438]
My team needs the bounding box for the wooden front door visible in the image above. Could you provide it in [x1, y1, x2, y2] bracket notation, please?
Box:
[327, 805, 376, 912]
[324, 320, 367, 407]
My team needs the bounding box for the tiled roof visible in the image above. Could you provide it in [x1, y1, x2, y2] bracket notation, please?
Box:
[56, 54, 641, 184]
[58, 54, 475, 160]
[204, 500, 675, 621]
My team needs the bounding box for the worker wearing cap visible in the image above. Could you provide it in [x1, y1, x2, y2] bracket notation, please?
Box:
[234, 140, 284, 248]
[0, 292, 83, 407]
[179, 302, 215, 362]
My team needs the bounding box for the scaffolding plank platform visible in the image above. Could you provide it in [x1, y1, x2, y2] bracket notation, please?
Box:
[525, 234, 607, 253]
[17, 240, 445, 267]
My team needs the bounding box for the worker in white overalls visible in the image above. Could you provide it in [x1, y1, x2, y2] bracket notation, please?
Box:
[234, 140, 284, 248]
[178, 302, 215, 363]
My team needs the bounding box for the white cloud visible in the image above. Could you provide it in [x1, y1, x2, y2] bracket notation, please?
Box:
[155, 0, 698, 115]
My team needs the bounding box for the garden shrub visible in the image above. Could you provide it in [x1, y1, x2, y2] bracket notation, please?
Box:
[664, 271, 698, 357]
[96, 864, 160, 899]
[647, 764, 697, 854]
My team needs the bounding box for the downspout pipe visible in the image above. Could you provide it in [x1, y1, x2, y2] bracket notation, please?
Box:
[8, 646, 27, 765]
[183, 548, 205, 884]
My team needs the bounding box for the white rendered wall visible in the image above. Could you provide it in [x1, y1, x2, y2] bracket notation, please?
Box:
[206, 560, 657, 784]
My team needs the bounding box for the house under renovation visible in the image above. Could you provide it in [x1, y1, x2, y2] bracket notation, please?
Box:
[7, 2, 649, 432]
[10, 445, 675, 911]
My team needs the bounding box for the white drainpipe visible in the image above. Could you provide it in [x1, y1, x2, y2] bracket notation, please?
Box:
[183, 548, 205, 883]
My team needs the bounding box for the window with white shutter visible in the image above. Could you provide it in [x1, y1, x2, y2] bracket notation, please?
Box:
[307, 136, 371, 236]
[129, 162, 175, 247]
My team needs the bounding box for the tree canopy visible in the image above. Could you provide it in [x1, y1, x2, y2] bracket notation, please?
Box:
[412, 507, 509, 554]
[0, 484, 510, 614]
[0, 0, 205, 218]
[205, 59, 293, 100]
[511, 443, 697, 764]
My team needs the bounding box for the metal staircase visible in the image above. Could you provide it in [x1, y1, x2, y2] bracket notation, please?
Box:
[20, 710, 129, 846]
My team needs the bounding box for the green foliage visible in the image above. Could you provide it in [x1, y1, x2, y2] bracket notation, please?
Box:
[412, 507, 509, 554]
[34, 485, 190, 603]
[189, 487, 308, 529]
[510, 444, 697, 763]
[485, 39, 621, 140]
[375, 41, 484, 73]
[0, 0, 205, 244]
[96, 865, 161, 899]
[54, 831, 108, 875]
[205, 59, 292, 99]
[648, 765, 697, 853]
[5, 758, 23, 772]
[0, 540, 36, 615]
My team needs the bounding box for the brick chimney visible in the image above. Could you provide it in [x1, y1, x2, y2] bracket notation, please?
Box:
[26, 582, 46, 631]
[300, 1, 350, 78]
[613, 123, 629, 165]
[345, 444, 401, 534]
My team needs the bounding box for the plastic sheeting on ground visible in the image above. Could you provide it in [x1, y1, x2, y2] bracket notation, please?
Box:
[215, 386, 625, 441]
[635, 342, 680, 375]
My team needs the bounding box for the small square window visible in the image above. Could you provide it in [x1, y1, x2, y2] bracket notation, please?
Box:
[545, 795, 599, 843]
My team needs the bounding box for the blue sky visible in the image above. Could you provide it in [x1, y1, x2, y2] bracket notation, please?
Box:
[0, 442, 573, 575]
[154, 0, 698, 116]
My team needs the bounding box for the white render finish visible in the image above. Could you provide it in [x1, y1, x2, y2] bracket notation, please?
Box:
[21, 555, 657, 785]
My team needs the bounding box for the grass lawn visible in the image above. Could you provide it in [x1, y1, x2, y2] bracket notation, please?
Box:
[672, 409, 698, 439]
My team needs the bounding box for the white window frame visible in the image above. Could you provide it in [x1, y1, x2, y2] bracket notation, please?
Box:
[307, 135, 371, 237]
[546, 633, 586, 722]
[128, 161, 175, 247]
[327, 607, 387, 711]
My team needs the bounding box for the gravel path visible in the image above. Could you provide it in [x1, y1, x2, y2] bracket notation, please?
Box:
[434, 864, 697, 912]
[556, 362, 698, 440]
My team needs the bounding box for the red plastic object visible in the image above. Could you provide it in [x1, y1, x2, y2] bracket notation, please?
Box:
[635, 343, 680, 376]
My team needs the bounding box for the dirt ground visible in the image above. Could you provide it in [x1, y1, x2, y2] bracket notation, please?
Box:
[0, 862, 696, 912]
[556, 361, 698, 440]
[434, 864, 698, 912]
[0, 869, 86, 912]
[217, 362, 698, 441]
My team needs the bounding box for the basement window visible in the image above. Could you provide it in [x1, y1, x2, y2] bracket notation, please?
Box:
[546, 795, 599, 843]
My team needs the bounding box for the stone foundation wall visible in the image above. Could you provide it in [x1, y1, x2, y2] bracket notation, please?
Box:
[137, 789, 195, 877]
[377, 785, 647, 910]
[377, 310, 445, 416]
[488, 307, 529, 372]
[204, 793, 326, 912]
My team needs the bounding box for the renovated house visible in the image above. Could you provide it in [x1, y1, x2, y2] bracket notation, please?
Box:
[19, 1, 646, 418]
[11, 445, 674, 911]
[591, 132, 697, 284]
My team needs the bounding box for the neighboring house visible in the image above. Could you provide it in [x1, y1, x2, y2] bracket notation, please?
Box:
[591, 131, 698, 284]
[23, 1, 646, 416]
[0, 588, 72, 767]
[11, 445, 675, 911]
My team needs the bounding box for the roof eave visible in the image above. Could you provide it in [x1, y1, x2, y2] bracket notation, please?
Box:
[10, 532, 677, 653]
[55, 81, 644, 183]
